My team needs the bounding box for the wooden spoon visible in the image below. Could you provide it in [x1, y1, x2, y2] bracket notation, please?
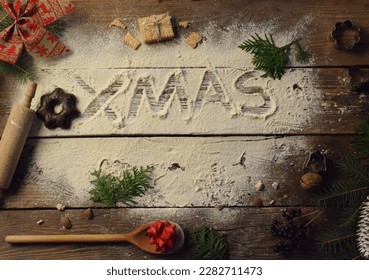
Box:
[5, 222, 185, 254]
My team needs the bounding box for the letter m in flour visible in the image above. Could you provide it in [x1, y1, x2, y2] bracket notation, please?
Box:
[127, 73, 191, 121]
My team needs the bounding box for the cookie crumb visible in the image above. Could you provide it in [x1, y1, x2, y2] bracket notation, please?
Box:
[56, 203, 65, 211]
[37, 219, 44, 225]
[255, 180, 265, 191]
[269, 200, 275, 205]
[186, 32, 202, 49]
[109, 18, 127, 29]
[215, 204, 225, 211]
[283, 194, 289, 199]
[272, 182, 279, 190]
[123, 32, 141, 50]
[179, 21, 190, 28]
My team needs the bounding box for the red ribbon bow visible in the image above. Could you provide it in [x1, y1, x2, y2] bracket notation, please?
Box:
[0, 0, 75, 64]
[147, 220, 178, 252]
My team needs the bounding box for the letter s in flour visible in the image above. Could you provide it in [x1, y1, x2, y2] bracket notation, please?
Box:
[234, 71, 276, 119]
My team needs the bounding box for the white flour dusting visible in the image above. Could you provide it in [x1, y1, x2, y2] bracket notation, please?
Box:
[9, 15, 323, 207]
[24, 15, 320, 136]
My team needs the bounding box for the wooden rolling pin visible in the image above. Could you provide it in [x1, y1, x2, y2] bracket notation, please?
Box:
[0, 82, 37, 192]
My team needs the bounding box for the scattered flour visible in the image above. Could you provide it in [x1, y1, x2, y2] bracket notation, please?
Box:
[10, 15, 324, 208]
[23, 15, 321, 137]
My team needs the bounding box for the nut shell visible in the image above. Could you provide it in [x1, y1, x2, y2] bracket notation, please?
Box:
[82, 208, 93, 220]
[250, 197, 263, 207]
[60, 216, 72, 229]
[300, 172, 323, 190]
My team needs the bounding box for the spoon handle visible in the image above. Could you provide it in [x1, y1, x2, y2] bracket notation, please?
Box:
[5, 233, 131, 244]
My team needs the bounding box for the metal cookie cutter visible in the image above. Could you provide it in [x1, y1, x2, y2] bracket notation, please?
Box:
[303, 150, 327, 173]
[331, 20, 360, 50]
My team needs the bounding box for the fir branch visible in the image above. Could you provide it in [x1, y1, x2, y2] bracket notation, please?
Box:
[315, 179, 369, 207]
[315, 226, 360, 259]
[239, 34, 308, 80]
[0, 59, 37, 82]
[340, 204, 363, 227]
[89, 166, 154, 207]
[190, 227, 228, 260]
[45, 20, 67, 38]
[314, 154, 369, 207]
[352, 121, 369, 157]
[336, 153, 369, 184]
[0, 14, 12, 30]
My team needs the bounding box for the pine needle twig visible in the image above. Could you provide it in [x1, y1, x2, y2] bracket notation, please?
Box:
[45, 20, 67, 38]
[0, 58, 37, 82]
[352, 121, 369, 157]
[89, 166, 154, 207]
[316, 226, 359, 259]
[314, 154, 369, 207]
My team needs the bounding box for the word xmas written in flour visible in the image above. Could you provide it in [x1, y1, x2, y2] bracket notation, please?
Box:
[74, 68, 282, 128]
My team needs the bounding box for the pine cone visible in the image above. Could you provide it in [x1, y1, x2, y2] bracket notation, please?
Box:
[357, 198, 369, 259]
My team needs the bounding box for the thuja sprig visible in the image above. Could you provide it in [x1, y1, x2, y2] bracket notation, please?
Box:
[239, 33, 308, 80]
[190, 226, 228, 260]
[89, 165, 154, 207]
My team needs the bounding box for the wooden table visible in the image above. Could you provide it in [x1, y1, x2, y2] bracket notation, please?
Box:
[1, 0, 368, 259]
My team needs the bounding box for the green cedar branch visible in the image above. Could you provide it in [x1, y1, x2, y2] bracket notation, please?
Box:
[89, 166, 154, 207]
[239, 33, 308, 80]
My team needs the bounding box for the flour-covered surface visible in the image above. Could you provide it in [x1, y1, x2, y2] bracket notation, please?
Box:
[23, 16, 322, 136]
[3, 135, 346, 209]
[27, 68, 322, 135]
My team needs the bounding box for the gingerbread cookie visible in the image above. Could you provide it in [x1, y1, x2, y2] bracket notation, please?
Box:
[36, 88, 80, 129]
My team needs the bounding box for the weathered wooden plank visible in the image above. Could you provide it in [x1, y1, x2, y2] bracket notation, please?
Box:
[66, 0, 369, 67]
[0, 207, 331, 259]
[0, 68, 366, 136]
[1, 135, 348, 209]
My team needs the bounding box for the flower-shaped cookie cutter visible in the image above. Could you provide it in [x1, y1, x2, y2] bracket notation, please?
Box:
[331, 20, 360, 50]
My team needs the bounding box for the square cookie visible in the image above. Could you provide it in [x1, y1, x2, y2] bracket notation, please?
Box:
[138, 12, 174, 43]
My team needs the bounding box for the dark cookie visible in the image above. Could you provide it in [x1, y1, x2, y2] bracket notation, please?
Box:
[36, 88, 80, 129]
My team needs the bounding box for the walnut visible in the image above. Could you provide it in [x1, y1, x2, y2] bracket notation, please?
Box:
[300, 172, 323, 190]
